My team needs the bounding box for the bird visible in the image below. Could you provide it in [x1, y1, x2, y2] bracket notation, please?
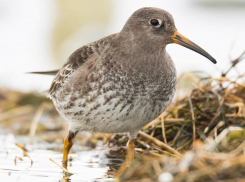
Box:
[31, 7, 216, 172]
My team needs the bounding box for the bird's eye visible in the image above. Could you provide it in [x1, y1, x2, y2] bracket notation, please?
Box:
[150, 19, 160, 26]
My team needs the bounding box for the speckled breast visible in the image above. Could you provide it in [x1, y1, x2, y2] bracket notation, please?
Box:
[52, 60, 176, 134]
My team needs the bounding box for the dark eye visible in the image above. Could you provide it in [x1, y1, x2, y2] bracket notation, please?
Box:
[150, 19, 159, 26]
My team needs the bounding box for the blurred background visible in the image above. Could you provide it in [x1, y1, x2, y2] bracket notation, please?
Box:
[0, 1, 245, 181]
[0, 0, 245, 92]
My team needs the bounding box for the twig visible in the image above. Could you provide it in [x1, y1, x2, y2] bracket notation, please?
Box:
[204, 126, 243, 152]
[204, 110, 221, 134]
[161, 115, 167, 144]
[49, 158, 73, 176]
[188, 94, 196, 146]
[228, 139, 245, 157]
[139, 131, 182, 157]
[143, 117, 185, 130]
[222, 50, 245, 77]
[15, 144, 33, 165]
[29, 102, 47, 137]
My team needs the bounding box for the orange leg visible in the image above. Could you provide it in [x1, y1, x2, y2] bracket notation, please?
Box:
[126, 140, 135, 162]
[62, 131, 77, 169]
[114, 139, 135, 178]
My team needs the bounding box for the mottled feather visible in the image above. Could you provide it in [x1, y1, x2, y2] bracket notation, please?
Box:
[48, 34, 117, 99]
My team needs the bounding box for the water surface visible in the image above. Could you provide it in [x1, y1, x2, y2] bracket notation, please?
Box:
[0, 134, 121, 182]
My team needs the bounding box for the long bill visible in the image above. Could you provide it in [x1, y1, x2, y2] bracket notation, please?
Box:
[171, 30, 216, 64]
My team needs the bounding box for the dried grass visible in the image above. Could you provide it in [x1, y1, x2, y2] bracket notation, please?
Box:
[0, 52, 245, 181]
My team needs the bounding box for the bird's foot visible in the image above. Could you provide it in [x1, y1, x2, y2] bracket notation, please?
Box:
[62, 160, 68, 171]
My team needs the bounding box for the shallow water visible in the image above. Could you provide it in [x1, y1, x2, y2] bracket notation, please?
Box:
[0, 134, 122, 182]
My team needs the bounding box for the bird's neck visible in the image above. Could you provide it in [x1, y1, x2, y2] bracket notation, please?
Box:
[111, 34, 176, 81]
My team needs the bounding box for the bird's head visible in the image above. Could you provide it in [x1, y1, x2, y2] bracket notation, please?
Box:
[122, 7, 216, 64]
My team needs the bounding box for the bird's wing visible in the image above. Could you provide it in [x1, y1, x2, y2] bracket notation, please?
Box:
[48, 33, 117, 99]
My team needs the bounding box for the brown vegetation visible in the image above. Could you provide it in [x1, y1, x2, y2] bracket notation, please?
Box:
[0, 52, 244, 182]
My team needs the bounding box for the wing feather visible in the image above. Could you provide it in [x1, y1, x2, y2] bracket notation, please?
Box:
[48, 33, 117, 99]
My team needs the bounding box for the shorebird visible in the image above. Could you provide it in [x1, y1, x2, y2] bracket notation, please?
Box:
[32, 7, 216, 171]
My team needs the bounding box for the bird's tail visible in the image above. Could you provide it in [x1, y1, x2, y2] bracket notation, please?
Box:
[27, 69, 59, 75]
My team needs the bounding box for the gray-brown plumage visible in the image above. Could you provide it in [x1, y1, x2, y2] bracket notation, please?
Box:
[43, 7, 216, 167]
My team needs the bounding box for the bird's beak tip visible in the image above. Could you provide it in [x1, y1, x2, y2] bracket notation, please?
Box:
[212, 59, 217, 64]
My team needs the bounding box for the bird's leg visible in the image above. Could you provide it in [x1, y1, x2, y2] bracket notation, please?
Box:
[114, 139, 135, 178]
[62, 130, 77, 169]
[126, 139, 135, 162]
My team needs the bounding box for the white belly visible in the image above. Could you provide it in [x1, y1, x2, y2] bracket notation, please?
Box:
[52, 85, 175, 135]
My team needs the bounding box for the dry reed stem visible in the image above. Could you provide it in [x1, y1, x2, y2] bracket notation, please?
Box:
[143, 117, 186, 130]
[49, 158, 73, 176]
[161, 115, 167, 144]
[228, 139, 245, 156]
[29, 102, 47, 137]
[139, 131, 182, 157]
[188, 95, 196, 146]
[15, 144, 33, 164]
